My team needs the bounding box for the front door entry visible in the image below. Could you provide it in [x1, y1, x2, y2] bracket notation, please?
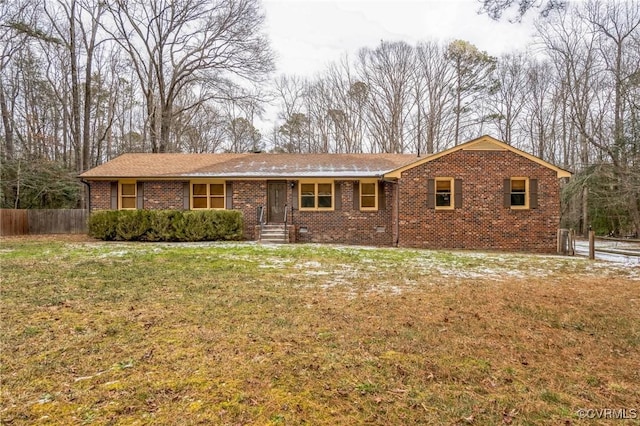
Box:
[267, 181, 287, 223]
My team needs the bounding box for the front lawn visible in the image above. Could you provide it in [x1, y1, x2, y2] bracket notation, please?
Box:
[1, 237, 638, 425]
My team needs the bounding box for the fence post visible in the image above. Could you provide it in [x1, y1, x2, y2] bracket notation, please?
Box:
[570, 229, 575, 256]
[588, 229, 595, 260]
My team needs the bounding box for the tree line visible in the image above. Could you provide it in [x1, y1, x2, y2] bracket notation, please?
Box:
[1, 0, 638, 236]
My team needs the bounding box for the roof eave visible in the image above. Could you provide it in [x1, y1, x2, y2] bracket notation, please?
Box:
[79, 173, 395, 180]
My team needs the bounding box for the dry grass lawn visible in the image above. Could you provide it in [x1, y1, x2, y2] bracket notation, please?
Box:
[1, 236, 639, 425]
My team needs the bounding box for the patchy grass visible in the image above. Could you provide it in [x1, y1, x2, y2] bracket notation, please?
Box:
[1, 237, 639, 425]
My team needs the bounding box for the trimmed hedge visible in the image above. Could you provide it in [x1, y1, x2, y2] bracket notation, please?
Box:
[88, 210, 244, 242]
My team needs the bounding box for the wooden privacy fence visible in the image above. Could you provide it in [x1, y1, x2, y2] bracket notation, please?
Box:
[0, 209, 88, 236]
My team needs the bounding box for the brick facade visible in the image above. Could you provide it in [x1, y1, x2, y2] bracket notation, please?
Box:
[89, 180, 185, 211]
[89, 181, 112, 210]
[143, 181, 185, 210]
[85, 148, 563, 252]
[397, 150, 560, 253]
[231, 180, 267, 240]
[294, 181, 394, 246]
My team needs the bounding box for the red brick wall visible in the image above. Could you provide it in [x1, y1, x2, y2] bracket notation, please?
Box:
[89, 181, 185, 210]
[397, 150, 561, 253]
[294, 181, 394, 246]
[89, 181, 112, 210]
[86, 150, 562, 253]
[232, 180, 267, 240]
[143, 181, 185, 210]
[88, 179, 394, 245]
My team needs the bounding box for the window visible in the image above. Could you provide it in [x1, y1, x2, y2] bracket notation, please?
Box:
[504, 178, 538, 210]
[428, 178, 461, 209]
[299, 181, 334, 210]
[360, 181, 378, 210]
[192, 182, 225, 209]
[510, 178, 527, 207]
[435, 178, 454, 209]
[120, 182, 136, 209]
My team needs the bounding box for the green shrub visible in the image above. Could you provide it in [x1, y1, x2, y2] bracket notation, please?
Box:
[88, 210, 244, 242]
[216, 210, 243, 240]
[116, 210, 151, 241]
[146, 210, 181, 241]
[88, 210, 119, 240]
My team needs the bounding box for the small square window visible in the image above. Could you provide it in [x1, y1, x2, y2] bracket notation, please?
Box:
[193, 197, 208, 209]
[210, 197, 225, 209]
[121, 197, 136, 209]
[121, 184, 136, 196]
[210, 184, 224, 196]
[193, 184, 207, 196]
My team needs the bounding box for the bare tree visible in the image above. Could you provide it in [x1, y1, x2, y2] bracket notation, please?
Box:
[273, 74, 308, 152]
[414, 41, 455, 153]
[583, 0, 640, 235]
[537, 8, 599, 234]
[357, 40, 415, 153]
[522, 59, 557, 161]
[105, 0, 274, 153]
[486, 52, 527, 145]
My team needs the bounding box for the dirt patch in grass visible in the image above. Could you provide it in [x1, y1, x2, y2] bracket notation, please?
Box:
[1, 241, 638, 425]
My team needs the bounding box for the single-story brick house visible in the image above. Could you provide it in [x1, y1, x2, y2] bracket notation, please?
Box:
[79, 135, 571, 252]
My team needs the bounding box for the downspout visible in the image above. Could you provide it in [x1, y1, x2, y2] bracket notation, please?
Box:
[394, 180, 400, 247]
[80, 179, 91, 212]
[380, 175, 400, 247]
[289, 180, 296, 234]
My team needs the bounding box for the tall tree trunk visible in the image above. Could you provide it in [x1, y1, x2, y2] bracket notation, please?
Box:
[68, 0, 82, 172]
[0, 80, 14, 159]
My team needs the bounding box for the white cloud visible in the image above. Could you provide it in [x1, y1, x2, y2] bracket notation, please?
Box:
[263, 0, 537, 76]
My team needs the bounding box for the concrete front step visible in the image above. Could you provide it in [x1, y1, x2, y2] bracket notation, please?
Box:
[259, 224, 288, 243]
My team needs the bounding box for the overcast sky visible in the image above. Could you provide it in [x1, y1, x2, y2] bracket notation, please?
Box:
[262, 0, 538, 76]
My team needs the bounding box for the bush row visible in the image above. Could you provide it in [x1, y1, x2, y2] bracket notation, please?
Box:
[88, 210, 244, 242]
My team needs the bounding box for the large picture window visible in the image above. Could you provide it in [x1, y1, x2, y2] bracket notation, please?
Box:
[299, 181, 334, 210]
[192, 182, 225, 209]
